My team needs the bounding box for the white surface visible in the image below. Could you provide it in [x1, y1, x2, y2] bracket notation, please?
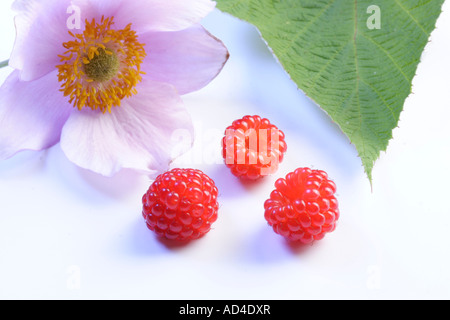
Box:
[1, 1, 450, 300]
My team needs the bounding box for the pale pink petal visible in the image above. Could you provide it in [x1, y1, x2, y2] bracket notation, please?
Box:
[140, 24, 229, 95]
[10, 0, 87, 81]
[10, 0, 216, 81]
[0, 71, 72, 160]
[113, 0, 216, 33]
[60, 80, 194, 177]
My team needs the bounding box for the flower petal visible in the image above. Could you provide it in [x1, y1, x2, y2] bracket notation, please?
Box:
[0, 70, 72, 160]
[113, 0, 216, 33]
[60, 80, 194, 177]
[10, 0, 80, 81]
[10, 0, 217, 81]
[140, 24, 229, 95]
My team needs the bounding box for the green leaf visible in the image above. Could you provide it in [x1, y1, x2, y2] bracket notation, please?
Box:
[0, 60, 8, 69]
[216, 0, 444, 183]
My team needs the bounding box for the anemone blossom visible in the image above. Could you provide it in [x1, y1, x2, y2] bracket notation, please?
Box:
[0, 0, 229, 176]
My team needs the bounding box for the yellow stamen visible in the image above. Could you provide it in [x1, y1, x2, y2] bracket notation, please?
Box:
[57, 16, 146, 114]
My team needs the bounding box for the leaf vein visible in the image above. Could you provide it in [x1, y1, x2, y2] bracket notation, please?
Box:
[393, 0, 429, 36]
[307, 40, 352, 91]
[359, 78, 397, 121]
[360, 33, 411, 84]
[284, 0, 337, 51]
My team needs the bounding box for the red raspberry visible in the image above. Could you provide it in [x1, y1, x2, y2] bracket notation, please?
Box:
[264, 168, 339, 244]
[142, 168, 219, 241]
[222, 115, 287, 180]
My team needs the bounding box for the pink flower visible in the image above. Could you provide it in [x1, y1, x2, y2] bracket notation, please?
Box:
[0, 0, 229, 176]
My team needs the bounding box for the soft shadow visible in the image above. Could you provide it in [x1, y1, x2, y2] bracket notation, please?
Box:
[207, 165, 244, 198]
[241, 226, 291, 264]
[47, 146, 151, 202]
[76, 166, 150, 200]
[242, 225, 320, 265]
[207, 164, 273, 199]
[156, 237, 195, 250]
[0, 149, 49, 178]
[238, 175, 271, 192]
[126, 218, 197, 257]
[126, 218, 170, 256]
[286, 240, 318, 255]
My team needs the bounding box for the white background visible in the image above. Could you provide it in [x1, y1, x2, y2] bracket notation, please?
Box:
[0, 0, 449, 300]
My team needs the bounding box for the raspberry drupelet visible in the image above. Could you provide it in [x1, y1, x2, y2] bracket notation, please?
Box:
[142, 168, 219, 241]
[264, 167, 339, 244]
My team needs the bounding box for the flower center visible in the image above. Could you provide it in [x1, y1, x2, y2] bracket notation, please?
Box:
[57, 17, 146, 113]
[83, 47, 120, 82]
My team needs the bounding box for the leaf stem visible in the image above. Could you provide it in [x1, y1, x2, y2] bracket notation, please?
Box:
[0, 60, 9, 69]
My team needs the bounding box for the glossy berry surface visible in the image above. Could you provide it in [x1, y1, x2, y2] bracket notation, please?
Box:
[142, 168, 219, 241]
[222, 115, 287, 180]
[264, 168, 339, 244]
